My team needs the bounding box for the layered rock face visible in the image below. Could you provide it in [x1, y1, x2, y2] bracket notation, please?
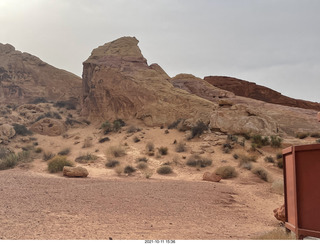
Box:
[81, 37, 218, 126]
[0, 43, 81, 104]
[204, 76, 320, 111]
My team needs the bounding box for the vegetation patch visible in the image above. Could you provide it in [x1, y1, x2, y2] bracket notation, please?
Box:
[58, 148, 71, 156]
[107, 145, 126, 157]
[13, 123, 32, 136]
[124, 165, 136, 175]
[105, 159, 120, 168]
[189, 121, 208, 139]
[75, 153, 98, 163]
[47, 156, 73, 173]
[43, 151, 55, 161]
[157, 165, 173, 175]
[158, 147, 168, 155]
[0, 153, 19, 170]
[175, 141, 186, 152]
[215, 166, 237, 179]
[252, 167, 272, 182]
[186, 155, 212, 168]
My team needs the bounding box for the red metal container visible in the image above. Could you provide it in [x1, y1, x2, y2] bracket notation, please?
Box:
[283, 144, 320, 239]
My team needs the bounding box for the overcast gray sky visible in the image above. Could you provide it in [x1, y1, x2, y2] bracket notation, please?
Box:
[1, 0, 320, 102]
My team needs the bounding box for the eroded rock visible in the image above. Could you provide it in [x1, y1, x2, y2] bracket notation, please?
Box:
[63, 166, 89, 177]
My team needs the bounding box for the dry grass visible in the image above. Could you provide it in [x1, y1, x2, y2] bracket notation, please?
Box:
[47, 155, 73, 173]
[254, 228, 295, 240]
[106, 145, 126, 157]
[215, 166, 237, 179]
[252, 167, 272, 182]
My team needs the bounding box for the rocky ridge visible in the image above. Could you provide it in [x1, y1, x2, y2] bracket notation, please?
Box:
[204, 76, 320, 111]
[0, 43, 82, 104]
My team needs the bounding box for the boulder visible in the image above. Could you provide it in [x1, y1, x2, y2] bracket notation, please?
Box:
[30, 118, 66, 136]
[0, 124, 15, 143]
[273, 204, 286, 222]
[63, 166, 89, 177]
[203, 172, 222, 182]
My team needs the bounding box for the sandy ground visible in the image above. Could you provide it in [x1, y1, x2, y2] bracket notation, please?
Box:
[0, 123, 292, 240]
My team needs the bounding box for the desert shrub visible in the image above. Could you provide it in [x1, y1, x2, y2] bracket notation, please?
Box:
[175, 141, 186, 152]
[35, 112, 62, 122]
[47, 156, 73, 173]
[99, 137, 110, 143]
[13, 123, 32, 136]
[144, 169, 153, 179]
[310, 132, 320, 138]
[113, 119, 125, 132]
[34, 147, 43, 154]
[252, 167, 271, 182]
[276, 153, 283, 160]
[186, 155, 212, 168]
[276, 158, 284, 169]
[105, 159, 120, 168]
[17, 150, 32, 163]
[222, 143, 233, 153]
[168, 119, 182, 129]
[58, 148, 71, 156]
[133, 136, 140, 143]
[189, 121, 208, 139]
[76, 153, 98, 163]
[233, 154, 239, 160]
[30, 97, 48, 104]
[251, 134, 270, 148]
[54, 100, 76, 110]
[254, 228, 295, 240]
[101, 120, 112, 134]
[43, 151, 55, 161]
[158, 147, 168, 155]
[82, 137, 93, 148]
[264, 156, 275, 163]
[157, 165, 173, 175]
[114, 165, 124, 176]
[136, 157, 148, 163]
[107, 145, 126, 157]
[227, 134, 238, 143]
[271, 179, 284, 195]
[238, 155, 254, 170]
[145, 142, 154, 152]
[127, 125, 139, 133]
[0, 146, 10, 159]
[296, 132, 309, 139]
[270, 135, 282, 148]
[0, 153, 19, 170]
[124, 165, 136, 175]
[215, 166, 237, 179]
[137, 162, 148, 170]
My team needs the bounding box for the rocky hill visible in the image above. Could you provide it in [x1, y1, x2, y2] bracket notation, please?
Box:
[204, 76, 320, 111]
[0, 43, 82, 104]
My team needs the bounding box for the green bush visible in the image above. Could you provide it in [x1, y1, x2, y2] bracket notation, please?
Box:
[101, 120, 112, 134]
[215, 166, 237, 179]
[0, 153, 19, 170]
[270, 135, 282, 148]
[251, 134, 270, 148]
[156, 166, 173, 175]
[47, 156, 73, 173]
[13, 123, 32, 136]
[0, 146, 10, 159]
[186, 155, 212, 168]
[113, 119, 125, 132]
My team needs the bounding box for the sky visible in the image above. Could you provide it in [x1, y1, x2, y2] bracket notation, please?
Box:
[1, 0, 320, 102]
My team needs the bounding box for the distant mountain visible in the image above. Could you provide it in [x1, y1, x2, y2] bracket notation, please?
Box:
[204, 76, 320, 111]
[0, 43, 81, 104]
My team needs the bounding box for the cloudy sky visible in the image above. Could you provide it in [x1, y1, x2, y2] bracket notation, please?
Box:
[1, 0, 320, 102]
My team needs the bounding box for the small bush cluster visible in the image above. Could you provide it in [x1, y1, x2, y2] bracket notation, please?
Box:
[35, 112, 62, 122]
[186, 155, 212, 168]
[58, 148, 71, 156]
[252, 167, 271, 182]
[0, 153, 19, 170]
[75, 153, 98, 163]
[124, 165, 136, 175]
[101, 119, 125, 134]
[168, 119, 183, 129]
[296, 132, 309, 139]
[54, 100, 76, 110]
[157, 165, 173, 175]
[47, 156, 73, 173]
[270, 135, 282, 148]
[264, 156, 275, 163]
[105, 159, 120, 168]
[189, 121, 208, 139]
[215, 166, 237, 179]
[13, 123, 32, 136]
[137, 162, 148, 170]
[158, 147, 168, 156]
[107, 145, 126, 157]
[43, 151, 55, 161]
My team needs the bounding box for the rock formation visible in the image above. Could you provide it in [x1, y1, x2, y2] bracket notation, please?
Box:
[0, 43, 82, 104]
[30, 118, 66, 136]
[204, 76, 320, 111]
[273, 204, 286, 222]
[203, 172, 222, 182]
[63, 166, 89, 177]
[81, 37, 279, 135]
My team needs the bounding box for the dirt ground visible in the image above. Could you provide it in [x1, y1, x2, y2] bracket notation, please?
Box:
[0, 123, 296, 240]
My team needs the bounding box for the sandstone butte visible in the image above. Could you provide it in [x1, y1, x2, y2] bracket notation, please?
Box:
[82, 36, 320, 136]
[0, 43, 82, 104]
[204, 75, 320, 111]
